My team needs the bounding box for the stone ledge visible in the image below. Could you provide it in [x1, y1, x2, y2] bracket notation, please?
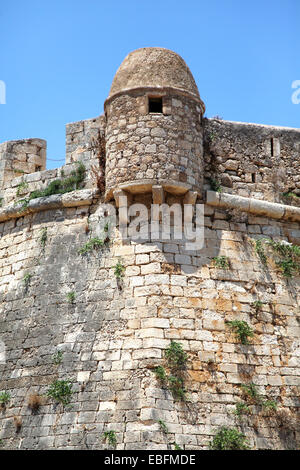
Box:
[206, 190, 300, 222]
[0, 189, 97, 222]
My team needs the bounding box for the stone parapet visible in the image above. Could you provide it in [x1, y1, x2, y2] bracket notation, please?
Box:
[206, 190, 300, 222]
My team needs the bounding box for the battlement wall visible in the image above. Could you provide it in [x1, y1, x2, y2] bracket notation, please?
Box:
[203, 118, 300, 204]
[0, 191, 299, 450]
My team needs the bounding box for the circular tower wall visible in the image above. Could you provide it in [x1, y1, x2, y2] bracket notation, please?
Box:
[104, 48, 205, 200]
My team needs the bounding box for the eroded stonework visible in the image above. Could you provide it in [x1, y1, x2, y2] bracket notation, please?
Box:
[0, 47, 299, 450]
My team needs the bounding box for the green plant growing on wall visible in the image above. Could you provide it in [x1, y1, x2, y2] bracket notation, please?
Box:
[154, 341, 188, 402]
[103, 221, 110, 234]
[66, 291, 76, 304]
[0, 391, 11, 408]
[234, 402, 251, 418]
[173, 442, 183, 450]
[16, 180, 28, 197]
[165, 340, 188, 369]
[78, 237, 106, 255]
[254, 238, 267, 265]
[154, 365, 167, 382]
[17, 161, 86, 210]
[52, 350, 63, 365]
[282, 191, 300, 201]
[46, 380, 73, 406]
[212, 256, 230, 269]
[265, 239, 300, 278]
[226, 320, 254, 345]
[113, 259, 125, 279]
[240, 382, 277, 412]
[252, 300, 264, 311]
[240, 382, 261, 403]
[13, 168, 25, 174]
[209, 177, 222, 193]
[167, 375, 186, 401]
[253, 237, 300, 278]
[262, 400, 278, 412]
[158, 419, 169, 435]
[39, 227, 48, 249]
[209, 426, 250, 450]
[102, 430, 117, 448]
[23, 273, 32, 293]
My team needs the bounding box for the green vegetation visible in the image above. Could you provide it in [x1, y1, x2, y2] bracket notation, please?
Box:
[209, 426, 250, 450]
[158, 419, 168, 435]
[209, 177, 222, 193]
[240, 382, 277, 411]
[113, 259, 125, 279]
[282, 191, 300, 200]
[66, 291, 76, 304]
[252, 300, 264, 311]
[154, 341, 188, 401]
[234, 402, 251, 417]
[212, 256, 230, 269]
[52, 350, 63, 365]
[154, 365, 167, 382]
[0, 391, 11, 407]
[78, 237, 106, 255]
[165, 340, 188, 369]
[262, 400, 278, 412]
[173, 442, 183, 450]
[17, 161, 85, 210]
[167, 375, 186, 401]
[16, 180, 28, 197]
[226, 320, 254, 345]
[266, 239, 300, 278]
[254, 238, 267, 265]
[240, 382, 261, 402]
[23, 273, 32, 292]
[102, 430, 117, 448]
[254, 237, 300, 278]
[46, 380, 73, 406]
[39, 227, 48, 249]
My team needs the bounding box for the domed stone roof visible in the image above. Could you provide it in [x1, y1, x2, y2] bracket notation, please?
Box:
[108, 47, 200, 99]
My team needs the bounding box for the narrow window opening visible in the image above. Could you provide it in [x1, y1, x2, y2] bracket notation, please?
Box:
[270, 138, 274, 156]
[148, 97, 163, 113]
[35, 165, 42, 172]
[252, 173, 256, 183]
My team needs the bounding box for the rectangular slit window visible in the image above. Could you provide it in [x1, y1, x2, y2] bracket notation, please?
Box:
[148, 97, 163, 113]
[270, 138, 274, 156]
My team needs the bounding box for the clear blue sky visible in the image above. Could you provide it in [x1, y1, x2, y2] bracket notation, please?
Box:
[0, 0, 299, 169]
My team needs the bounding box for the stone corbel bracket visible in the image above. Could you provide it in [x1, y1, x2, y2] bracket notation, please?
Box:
[0, 189, 98, 223]
[206, 191, 300, 222]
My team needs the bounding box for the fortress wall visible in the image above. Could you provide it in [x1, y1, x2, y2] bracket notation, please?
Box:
[0, 117, 106, 207]
[203, 118, 300, 203]
[65, 115, 106, 165]
[0, 194, 299, 450]
[0, 139, 46, 192]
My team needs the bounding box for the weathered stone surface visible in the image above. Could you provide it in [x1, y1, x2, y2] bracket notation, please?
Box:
[0, 47, 299, 452]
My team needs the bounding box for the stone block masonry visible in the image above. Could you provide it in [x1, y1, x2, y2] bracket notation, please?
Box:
[0, 47, 299, 450]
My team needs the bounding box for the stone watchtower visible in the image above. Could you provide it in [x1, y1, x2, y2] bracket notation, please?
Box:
[104, 47, 205, 205]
